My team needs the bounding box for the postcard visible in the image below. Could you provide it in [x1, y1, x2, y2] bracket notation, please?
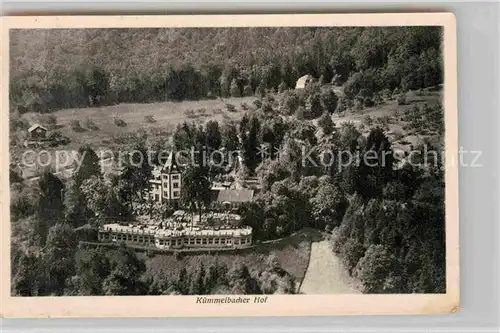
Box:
[0, 13, 458, 317]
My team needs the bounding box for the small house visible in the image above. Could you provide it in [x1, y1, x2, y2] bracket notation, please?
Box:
[295, 74, 313, 90]
[27, 124, 48, 140]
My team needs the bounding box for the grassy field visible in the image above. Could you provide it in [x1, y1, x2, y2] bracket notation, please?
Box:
[20, 96, 258, 150]
[11, 96, 257, 179]
[331, 89, 443, 153]
[142, 228, 322, 288]
[11, 89, 441, 180]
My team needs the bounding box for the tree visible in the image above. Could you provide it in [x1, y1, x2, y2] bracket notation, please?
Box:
[102, 245, 146, 295]
[119, 134, 153, 202]
[310, 183, 347, 229]
[278, 90, 301, 116]
[229, 78, 241, 97]
[255, 82, 265, 97]
[84, 65, 109, 106]
[42, 223, 77, 295]
[242, 116, 261, 173]
[242, 84, 253, 97]
[277, 81, 287, 93]
[193, 262, 206, 295]
[221, 122, 239, 153]
[35, 170, 64, 244]
[318, 112, 334, 136]
[306, 93, 323, 119]
[180, 165, 212, 221]
[74, 145, 101, 187]
[355, 244, 402, 293]
[81, 176, 108, 211]
[205, 120, 222, 150]
[321, 89, 338, 114]
[72, 247, 110, 295]
[357, 128, 394, 198]
[228, 263, 261, 294]
[12, 253, 42, 296]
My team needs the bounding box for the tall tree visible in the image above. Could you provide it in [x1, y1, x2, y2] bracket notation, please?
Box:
[74, 145, 101, 187]
[180, 165, 212, 221]
[42, 223, 77, 295]
[205, 120, 222, 150]
[242, 116, 261, 173]
[36, 170, 64, 244]
[102, 245, 146, 295]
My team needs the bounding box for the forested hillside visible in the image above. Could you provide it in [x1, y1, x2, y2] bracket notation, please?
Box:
[10, 27, 442, 113]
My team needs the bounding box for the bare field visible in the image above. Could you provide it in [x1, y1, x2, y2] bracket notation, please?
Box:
[299, 240, 360, 294]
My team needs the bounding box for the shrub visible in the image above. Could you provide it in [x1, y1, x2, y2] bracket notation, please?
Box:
[225, 103, 237, 113]
[363, 97, 375, 107]
[353, 99, 364, 111]
[381, 88, 392, 100]
[295, 106, 305, 120]
[373, 94, 383, 106]
[85, 118, 99, 130]
[48, 131, 70, 145]
[252, 100, 262, 109]
[10, 117, 30, 132]
[363, 115, 373, 126]
[335, 100, 345, 113]
[114, 117, 127, 127]
[70, 120, 84, 132]
[278, 81, 287, 93]
[184, 109, 197, 118]
[278, 91, 301, 115]
[255, 83, 265, 97]
[243, 85, 253, 97]
[230, 79, 241, 97]
[240, 103, 249, 111]
[144, 115, 156, 123]
[397, 92, 407, 105]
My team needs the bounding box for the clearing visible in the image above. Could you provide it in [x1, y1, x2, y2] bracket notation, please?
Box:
[19, 96, 258, 150]
[299, 240, 360, 294]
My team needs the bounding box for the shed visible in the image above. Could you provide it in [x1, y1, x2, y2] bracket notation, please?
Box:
[27, 124, 48, 140]
[295, 74, 313, 89]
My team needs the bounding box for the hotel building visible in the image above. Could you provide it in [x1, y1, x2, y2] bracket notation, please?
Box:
[98, 222, 252, 250]
[149, 152, 182, 204]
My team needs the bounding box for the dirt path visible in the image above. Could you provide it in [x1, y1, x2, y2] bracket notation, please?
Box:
[299, 240, 360, 294]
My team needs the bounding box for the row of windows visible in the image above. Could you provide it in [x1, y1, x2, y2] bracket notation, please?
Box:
[162, 174, 180, 180]
[163, 190, 180, 198]
[161, 180, 180, 187]
[100, 232, 250, 247]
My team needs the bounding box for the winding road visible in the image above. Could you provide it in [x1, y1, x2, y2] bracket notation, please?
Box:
[299, 240, 360, 294]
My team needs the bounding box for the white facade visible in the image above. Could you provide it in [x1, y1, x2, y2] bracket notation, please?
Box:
[149, 152, 182, 204]
[98, 223, 252, 250]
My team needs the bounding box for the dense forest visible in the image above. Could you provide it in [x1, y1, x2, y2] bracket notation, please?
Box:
[10, 27, 442, 113]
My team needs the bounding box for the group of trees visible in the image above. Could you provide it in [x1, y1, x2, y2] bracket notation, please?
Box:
[10, 27, 442, 113]
[146, 256, 295, 296]
[238, 111, 445, 293]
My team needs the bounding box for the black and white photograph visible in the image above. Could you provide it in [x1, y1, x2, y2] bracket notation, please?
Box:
[1, 14, 459, 317]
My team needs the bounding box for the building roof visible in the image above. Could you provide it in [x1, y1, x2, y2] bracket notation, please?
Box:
[215, 189, 254, 203]
[295, 74, 312, 89]
[100, 223, 252, 238]
[27, 124, 47, 132]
